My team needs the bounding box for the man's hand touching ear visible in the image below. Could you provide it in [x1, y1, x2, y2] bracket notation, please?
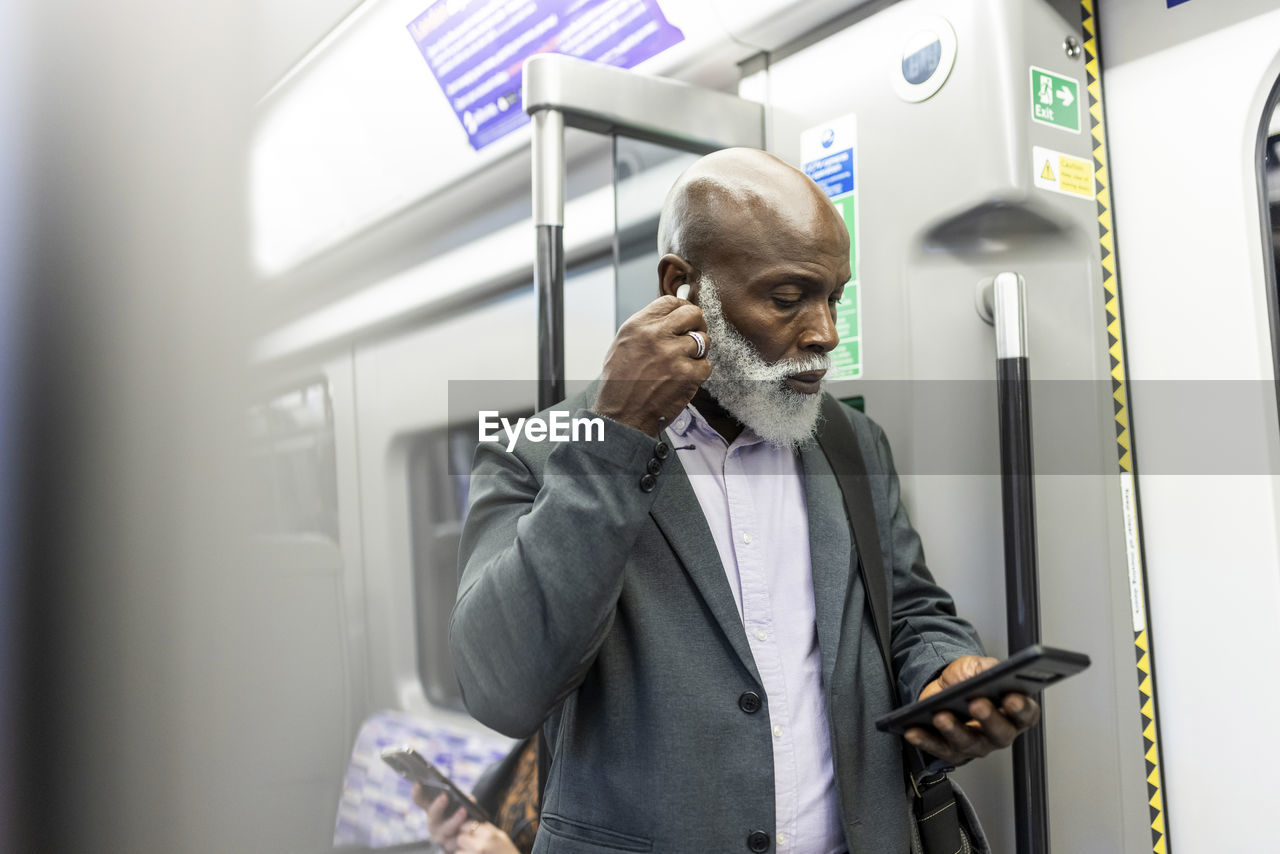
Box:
[594, 293, 712, 437]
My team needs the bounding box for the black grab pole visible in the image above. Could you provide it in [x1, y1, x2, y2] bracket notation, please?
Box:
[990, 272, 1051, 854]
[530, 107, 566, 411]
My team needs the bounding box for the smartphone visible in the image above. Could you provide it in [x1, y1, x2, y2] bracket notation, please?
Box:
[874, 644, 1091, 735]
[379, 746, 493, 824]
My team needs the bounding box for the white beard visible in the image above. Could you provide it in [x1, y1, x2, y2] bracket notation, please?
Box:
[698, 274, 830, 449]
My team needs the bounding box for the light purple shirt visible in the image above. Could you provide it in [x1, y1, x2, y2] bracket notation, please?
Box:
[666, 404, 845, 854]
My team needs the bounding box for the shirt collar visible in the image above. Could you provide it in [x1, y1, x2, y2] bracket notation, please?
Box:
[668, 402, 769, 450]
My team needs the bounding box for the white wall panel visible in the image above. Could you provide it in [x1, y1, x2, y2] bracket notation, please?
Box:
[1100, 4, 1280, 848]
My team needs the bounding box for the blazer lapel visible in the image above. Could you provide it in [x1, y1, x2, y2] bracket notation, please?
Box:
[799, 441, 854, 690]
[649, 451, 763, 687]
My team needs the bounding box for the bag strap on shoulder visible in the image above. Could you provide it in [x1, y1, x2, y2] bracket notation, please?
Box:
[815, 394, 896, 701]
[815, 395, 967, 854]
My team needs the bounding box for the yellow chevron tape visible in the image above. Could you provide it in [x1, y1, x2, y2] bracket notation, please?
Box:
[1081, 3, 1169, 851]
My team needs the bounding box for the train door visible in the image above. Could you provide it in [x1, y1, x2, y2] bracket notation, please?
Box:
[1090, 2, 1280, 850]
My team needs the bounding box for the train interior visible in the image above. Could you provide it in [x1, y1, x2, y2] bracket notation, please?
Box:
[5, 0, 1280, 852]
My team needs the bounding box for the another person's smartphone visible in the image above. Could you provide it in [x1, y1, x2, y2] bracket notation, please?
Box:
[380, 746, 492, 824]
[875, 644, 1091, 735]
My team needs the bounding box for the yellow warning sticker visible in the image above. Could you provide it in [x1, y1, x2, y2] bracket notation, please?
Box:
[1033, 145, 1094, 199]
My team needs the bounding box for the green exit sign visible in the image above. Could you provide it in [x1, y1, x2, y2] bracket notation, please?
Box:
[1030, 66, 1080, 133]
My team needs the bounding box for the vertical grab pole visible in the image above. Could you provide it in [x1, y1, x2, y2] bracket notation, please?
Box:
[531, 107, 566, 410]
[991, 271, 1050, 854]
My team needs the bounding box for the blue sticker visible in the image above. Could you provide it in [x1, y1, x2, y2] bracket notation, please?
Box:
[1166, 0, 1193, 7]
[803, 148, 854, 198]
[409, 0, 685, 151]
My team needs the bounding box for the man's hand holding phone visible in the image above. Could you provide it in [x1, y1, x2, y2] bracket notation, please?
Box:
[877, 645, 1090, 764]
[903, 655, 1042, 765]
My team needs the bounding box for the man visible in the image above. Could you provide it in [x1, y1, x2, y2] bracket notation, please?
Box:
[451, 148, 1039, 853]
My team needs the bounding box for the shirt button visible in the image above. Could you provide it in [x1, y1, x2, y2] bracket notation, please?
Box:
[755, 630, 767, 642]
[777, 832, 788, 845]
[742, 532, 752, 544]
[773, 725, 783, 738]
[639, 473, 657, 492]
[747, 830, 771, 852]
[738, 691, 762, 714]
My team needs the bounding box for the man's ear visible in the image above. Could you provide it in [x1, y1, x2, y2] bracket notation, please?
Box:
[657, 254, 696, 301]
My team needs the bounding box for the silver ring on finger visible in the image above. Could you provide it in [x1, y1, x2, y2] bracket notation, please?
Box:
[685, 330, 707, 359]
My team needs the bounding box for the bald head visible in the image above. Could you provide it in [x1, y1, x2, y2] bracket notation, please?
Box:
[657, 148, 847, 274]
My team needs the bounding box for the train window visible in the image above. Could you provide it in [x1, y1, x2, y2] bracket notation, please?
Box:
[247, 380, 338, 540]
[1261, 82, 1280, 419]
[407, 417, 526, 711]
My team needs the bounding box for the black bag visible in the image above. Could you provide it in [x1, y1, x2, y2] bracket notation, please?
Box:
[815, 395, 989, 854]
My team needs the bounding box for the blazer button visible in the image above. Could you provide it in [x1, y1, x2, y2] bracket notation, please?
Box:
[639, 473, 657, 492]
[747, 830, 770, 852]
[654, 441, 671, 460]
[738, 691, 762, 714]
[646, 457, 663, 475]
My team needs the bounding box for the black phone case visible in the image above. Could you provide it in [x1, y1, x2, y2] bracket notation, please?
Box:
[874, 644, 1091, 734]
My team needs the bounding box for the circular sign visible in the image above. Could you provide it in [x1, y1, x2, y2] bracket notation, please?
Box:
[892, 17, 957, 103]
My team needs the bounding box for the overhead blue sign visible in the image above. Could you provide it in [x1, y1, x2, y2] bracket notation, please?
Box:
[408, 0, 684, 151]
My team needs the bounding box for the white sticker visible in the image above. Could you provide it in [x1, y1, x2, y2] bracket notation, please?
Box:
[1033, 145, 1095, 200]
[1119, 472, 1146, 633]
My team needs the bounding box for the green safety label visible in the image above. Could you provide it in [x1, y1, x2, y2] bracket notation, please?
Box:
[829, 197, 860, 379]
[1030, 66, 1080, 133]
[801, 114, 862, 380]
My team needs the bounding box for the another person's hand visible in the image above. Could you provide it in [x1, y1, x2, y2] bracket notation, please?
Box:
[456, 819, 521, 854]
[903, 654, 1041, 765]
[415, 789, 467, 853]
[594, 295, 713, 436]
[415, 789, 519, 854]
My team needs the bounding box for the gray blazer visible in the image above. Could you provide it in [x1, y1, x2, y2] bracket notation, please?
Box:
[451, 390, 983, 853]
